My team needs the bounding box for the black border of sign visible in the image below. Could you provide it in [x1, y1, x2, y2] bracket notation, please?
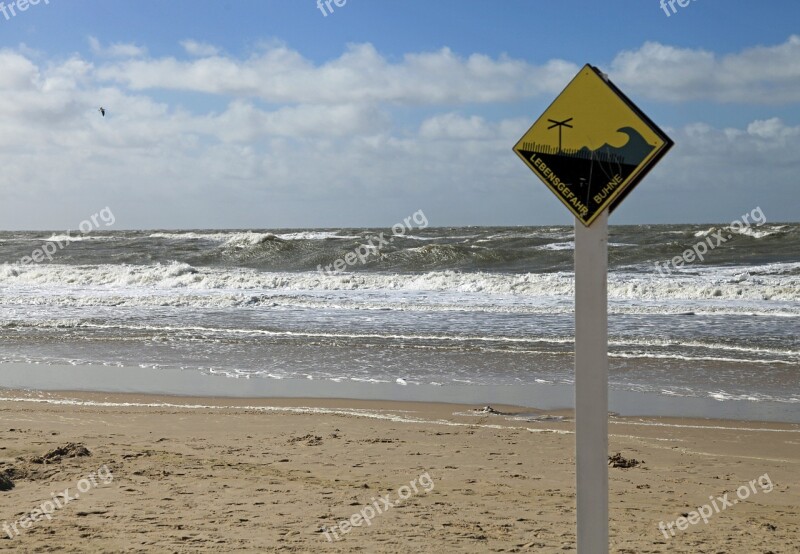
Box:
[588, 65, 676, 215]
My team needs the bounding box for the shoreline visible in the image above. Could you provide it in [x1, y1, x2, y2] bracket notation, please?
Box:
[2, 388, 799, 433]
[1, 361, 798, 424]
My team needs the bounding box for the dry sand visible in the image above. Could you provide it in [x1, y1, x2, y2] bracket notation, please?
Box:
[0, 390, 797, 553]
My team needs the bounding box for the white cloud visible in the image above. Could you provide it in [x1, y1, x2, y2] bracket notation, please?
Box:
[96, 43, 579, 105]
[0, 50, 39, 90]
[89, 36, 147, 58]
[652, 119, 800, 213]
[420, 113, 491, 140]
[746, 117, 800, 139]
[611, 35, 800, 103]
[87, 36, 800, 107]
[180, 40, 220, 57]
[193, 101, 391, 142]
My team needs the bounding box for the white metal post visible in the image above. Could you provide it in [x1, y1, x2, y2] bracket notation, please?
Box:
[574, 209, 609, 553]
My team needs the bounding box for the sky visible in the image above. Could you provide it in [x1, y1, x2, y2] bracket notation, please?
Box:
[0, 0, 798, 230]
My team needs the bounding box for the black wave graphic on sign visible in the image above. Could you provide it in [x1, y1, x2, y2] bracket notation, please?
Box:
[518, 127, 657, 221]
[583, 127, 655, 166]
[521, 127, 655, 167]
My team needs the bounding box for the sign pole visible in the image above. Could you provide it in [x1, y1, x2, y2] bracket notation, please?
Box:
[574, 209, 608, 553]
[512, 62, 673, 554]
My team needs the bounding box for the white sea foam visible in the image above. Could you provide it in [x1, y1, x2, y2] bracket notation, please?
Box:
[148, 230, 358, 243]
[276, 231, 360, 241]
[694, 224, 783, 240]
[535, 241, 633, 251]
[148, 231, 232, 241]
[43, 234, 114, 242]
[535, 241, 574, 251]
[0, 264, 797, 310]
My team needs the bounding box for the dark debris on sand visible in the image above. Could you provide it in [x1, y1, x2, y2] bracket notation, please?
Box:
[0, 443, 93, 490]
[0, 470, 13, 491]
[608, 453, 644, 469]
[473, 405, 507, 415]
[287, 434, 323, 446]
[30, 443, 91, 464]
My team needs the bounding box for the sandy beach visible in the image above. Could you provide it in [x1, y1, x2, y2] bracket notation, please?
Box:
[0, 390, 797, 553]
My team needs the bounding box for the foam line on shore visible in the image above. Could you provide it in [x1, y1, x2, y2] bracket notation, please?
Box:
[0, 395, 573, 434]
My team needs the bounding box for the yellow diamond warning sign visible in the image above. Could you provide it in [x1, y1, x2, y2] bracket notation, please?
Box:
[513, 64, 673, 226]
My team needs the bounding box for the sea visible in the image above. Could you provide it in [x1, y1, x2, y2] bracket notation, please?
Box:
[0, 223, 797, 418]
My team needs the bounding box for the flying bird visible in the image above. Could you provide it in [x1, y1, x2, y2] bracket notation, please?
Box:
[98, 107, 106, 117]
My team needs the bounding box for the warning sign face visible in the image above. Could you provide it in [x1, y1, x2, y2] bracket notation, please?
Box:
[513, 64, 673, 226]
